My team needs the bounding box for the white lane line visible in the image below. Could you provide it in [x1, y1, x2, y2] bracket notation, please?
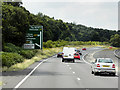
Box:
[82, 50, 104, 65]
[14, 59, 48, 89]
[69, 67, 72, 69]
[73, 72, 75, 74]
[83, 50, 119, 74]
[82, 53, 91, 65]
[77, 77, 81, 81]
[67, 65, 69, 66]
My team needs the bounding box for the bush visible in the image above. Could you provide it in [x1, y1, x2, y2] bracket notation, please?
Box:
[2, 52, 24, 67]
[3, 43, 38, 59]
[3, 43, 22, 53]
[43, 40, 53, 48]
[20, 50, 37, 59]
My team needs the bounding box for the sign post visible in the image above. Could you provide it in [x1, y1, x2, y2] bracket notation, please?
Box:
[24, 25, 43, 49]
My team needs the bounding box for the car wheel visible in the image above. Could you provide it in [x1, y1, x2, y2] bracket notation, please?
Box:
[94, 72, 99, 75]
[91, 71, 94, 74]
[112, 73, 116, 76]
[73, 59, 75, 63]
[62, 59, 64, 62]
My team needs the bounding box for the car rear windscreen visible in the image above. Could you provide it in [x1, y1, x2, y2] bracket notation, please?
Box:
[98, 59, 113, 63]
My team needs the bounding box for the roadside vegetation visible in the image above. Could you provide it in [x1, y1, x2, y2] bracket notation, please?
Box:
[1, 2, 120, 71]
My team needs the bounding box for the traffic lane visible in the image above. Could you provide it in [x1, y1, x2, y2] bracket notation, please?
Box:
[19, 56, 85, 88]
[80, 47, 104, 58]
[2, 60, 44, 88]
[93, 49, 118, 72]
[81, 47, 104, 53]
[2, 47, 101, 88]
[65, 59, 118, 88]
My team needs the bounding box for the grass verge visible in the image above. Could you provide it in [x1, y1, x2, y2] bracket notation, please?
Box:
[2, 47, 63, 71]
[0, 81, 3, 86]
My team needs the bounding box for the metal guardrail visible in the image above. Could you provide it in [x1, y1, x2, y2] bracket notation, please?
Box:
[114, 49, 120, 59]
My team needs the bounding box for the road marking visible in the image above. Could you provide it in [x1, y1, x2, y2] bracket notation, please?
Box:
[82, 50, 104, 65]
[73, 72, 75, 74]
[67, 65, 69, 66]
[77, 77, 81, 81]
[83, 49, 119, 74]
[82, 53, 91, 65]
[14, 59, 48, 89]
[69, 67, 72, 69]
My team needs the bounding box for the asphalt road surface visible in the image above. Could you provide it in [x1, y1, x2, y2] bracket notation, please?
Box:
[2, 47, 118, 89]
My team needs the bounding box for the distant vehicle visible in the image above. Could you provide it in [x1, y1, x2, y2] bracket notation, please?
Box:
[82, 48, 86, 50]
[75, 49, 82, 55]
[109, 47, 113, 49]
[91, 58, 116, 76]
[74, 53, 80, 60]
[62, 47, 76, 63]
[57, 52, 63, 57]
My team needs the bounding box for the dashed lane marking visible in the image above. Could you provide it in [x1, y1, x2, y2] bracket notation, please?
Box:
[73, 72, 75, 74]
[77, 78, 81, 81]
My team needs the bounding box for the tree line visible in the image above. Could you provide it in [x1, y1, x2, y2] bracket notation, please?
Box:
[2, 2, 120, 48]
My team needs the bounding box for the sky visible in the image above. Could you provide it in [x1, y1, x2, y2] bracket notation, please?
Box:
[22, 0, 119, 30]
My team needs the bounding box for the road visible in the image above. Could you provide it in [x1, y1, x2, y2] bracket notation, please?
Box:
[2, 47, 118, 89]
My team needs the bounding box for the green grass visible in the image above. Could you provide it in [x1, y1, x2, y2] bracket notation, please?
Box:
[101, 45, 119, 50]
[2, 47, 62, 71]
[0, 81, 3, 86]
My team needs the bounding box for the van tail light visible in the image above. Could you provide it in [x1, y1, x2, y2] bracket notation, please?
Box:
[62, 53, 64, 55]
[97, 64, 100, 67]
[112, 64, 115, 68]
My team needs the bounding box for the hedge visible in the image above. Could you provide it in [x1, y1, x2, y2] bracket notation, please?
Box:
[2, 52, 24, 67]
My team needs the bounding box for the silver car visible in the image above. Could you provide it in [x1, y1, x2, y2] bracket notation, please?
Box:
[91, 58, 116, 76]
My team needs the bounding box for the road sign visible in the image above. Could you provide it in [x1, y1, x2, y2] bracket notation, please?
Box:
[24, 25, 43, 49]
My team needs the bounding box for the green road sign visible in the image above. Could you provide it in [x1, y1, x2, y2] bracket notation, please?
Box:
[24, 25, 43, 49]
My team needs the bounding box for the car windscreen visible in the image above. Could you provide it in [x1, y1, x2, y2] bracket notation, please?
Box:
[98, 59, 113, 63]
[74, 53, 79, 55]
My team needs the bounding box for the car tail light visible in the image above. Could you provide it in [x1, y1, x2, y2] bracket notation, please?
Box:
[62, 53, 64, 55]
[97, 64, 100, 67]
[112, 64, 115, 68]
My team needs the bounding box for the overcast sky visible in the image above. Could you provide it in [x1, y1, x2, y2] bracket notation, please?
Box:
[22, 0, 119, 30]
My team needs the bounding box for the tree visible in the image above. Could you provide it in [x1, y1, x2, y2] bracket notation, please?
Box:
[110, 34, 120, 47]
[2, 3, 29, 46]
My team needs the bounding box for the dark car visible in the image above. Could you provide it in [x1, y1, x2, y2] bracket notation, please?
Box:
[76, 49, 82, 55]
[57, 52, 63, 57]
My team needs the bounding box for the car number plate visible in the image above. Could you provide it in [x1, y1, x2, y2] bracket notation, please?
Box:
[103, 65, 110, 67]
[64, 56, 68, 57]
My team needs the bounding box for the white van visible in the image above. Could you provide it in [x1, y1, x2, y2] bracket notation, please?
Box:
[62, 47, 76, 63]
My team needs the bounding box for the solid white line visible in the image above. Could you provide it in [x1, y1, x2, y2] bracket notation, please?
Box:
[77, 77, 81, 81]
[82, 53, 91, 65]
[82, 50, 104, 65]
[14, 60, 47, 89]
[67, 65, 69, 66]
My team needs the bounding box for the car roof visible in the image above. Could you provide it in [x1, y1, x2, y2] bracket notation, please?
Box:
[75, 53, 79, 54]
[97, 58, 111, 59]
[97, 58, 113, 61]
